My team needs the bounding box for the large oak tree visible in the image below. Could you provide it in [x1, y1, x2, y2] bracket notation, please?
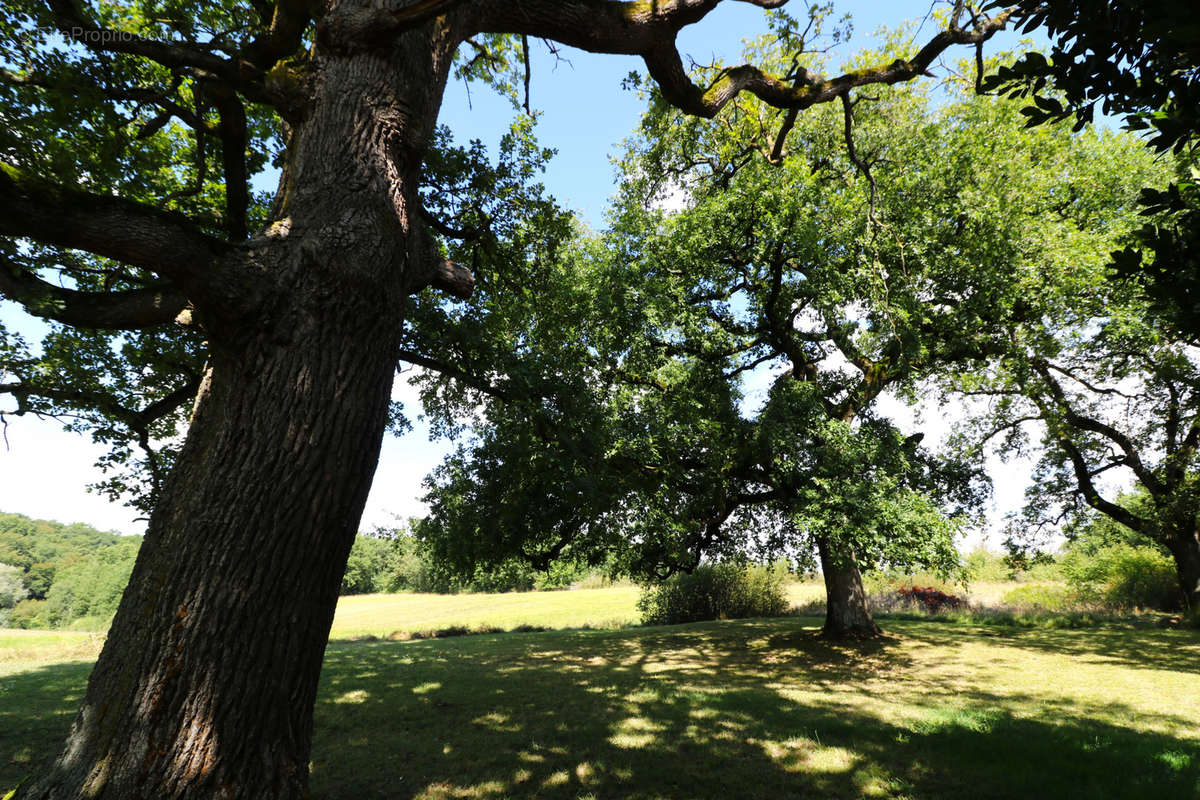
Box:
[416, 44, 1161, 637]
[0, 1, 1010, 797]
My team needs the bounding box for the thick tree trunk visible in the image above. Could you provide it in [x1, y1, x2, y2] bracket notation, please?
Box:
[18, 324, 398, 800]
[17, 27, 456, 800]
[817, 537, 881, 638]
[1167, 526, 1200, 611]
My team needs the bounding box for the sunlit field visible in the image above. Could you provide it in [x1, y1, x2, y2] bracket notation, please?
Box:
[3, 582, 1199, 798]
[327, 583, 828, 638]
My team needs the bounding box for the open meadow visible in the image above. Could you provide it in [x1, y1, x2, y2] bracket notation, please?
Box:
[327, 583, 828, 638]
[3, 586, 1198, 799]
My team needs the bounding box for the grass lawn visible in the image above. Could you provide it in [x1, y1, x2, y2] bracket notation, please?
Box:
[2, 613, 1198, 798]
[327, 583, 828, 638]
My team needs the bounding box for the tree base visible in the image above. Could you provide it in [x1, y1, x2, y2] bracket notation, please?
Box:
[820, 618, 883, 639]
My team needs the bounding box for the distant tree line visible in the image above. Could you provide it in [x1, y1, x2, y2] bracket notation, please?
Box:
[0, 511, 140, 628]
[340, 523, 613, 596]
[0, 510, 621, 630]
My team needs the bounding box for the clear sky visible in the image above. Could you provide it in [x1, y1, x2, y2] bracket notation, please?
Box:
[0, 1, 1045, 542]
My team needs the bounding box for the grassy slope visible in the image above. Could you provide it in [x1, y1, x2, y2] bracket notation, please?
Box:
[3, 612, 1199, 798]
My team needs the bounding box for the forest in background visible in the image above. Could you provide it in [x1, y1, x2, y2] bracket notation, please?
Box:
[0, 511, 138, 629]
[3, 500, 1184, 633]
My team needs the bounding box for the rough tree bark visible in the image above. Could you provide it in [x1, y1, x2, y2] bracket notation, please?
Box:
[1, 2, 1010, 797]
[816, 536, 881, 638]
[14, 24, 458, 800]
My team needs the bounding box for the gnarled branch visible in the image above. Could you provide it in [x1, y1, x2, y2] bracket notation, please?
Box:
[44, 0, 242, 80]
[1033, 360, 1165, 496]
[0, 163, 231, 298]
[469, 0, 787, 57]
[396, 349, 512, 402]
[0, 255, 188, 329]
[469, 1, 1011, 119]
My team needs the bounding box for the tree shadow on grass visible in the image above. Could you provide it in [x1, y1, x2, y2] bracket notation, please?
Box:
[893, 618, 1200, 676]
[2, 619, 1197, 798]
[311, 619, 1200, 800]
[0, 661, 92, 793]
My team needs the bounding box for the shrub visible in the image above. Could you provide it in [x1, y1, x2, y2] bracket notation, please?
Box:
[1062, 543, 1181, 611]
[0, 562, 27, 610]
[42, 542, 138, 627]
[1023, 558, 1067, 583]
[864, 572, 960, 597]
[568, 572, 625, 590]
[963, 548, 1013, 582]
[637, 562, 789, 626]
[864, 572, 964, 614]
[8, 598, 49, 629]
[897, 585, 964, 613]
[340, 535, 393, 595]
[67, 615, 115, 631]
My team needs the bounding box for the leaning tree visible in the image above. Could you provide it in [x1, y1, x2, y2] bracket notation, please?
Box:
[0, 1, 1012, 797]
[952, 235, 1200, 609]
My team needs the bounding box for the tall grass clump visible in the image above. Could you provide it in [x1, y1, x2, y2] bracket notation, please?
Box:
[999, 583, 1077, 614]
[638, 562, 789, 625]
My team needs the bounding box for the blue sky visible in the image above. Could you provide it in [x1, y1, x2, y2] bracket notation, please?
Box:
[0, 2, 1043, 539]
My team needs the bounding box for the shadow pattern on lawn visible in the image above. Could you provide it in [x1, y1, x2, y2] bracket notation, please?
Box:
[312, 619, 1200, 800]
[0, 660, 92, 792]
[2, 620, 1198, 799]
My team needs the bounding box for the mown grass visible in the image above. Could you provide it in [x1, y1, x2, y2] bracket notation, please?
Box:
[329, 585, 642, 638]
[2, 614, 1198, 798]
[0, 630, 104, 673]
[328, 583, 828, 638]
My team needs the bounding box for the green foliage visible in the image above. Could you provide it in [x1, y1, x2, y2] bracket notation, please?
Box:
[340, 535, 393, 596]
[637, 562, 789, 625]
[0, 563, 27, 621]
[994, 540, 1181, 613]
[985, 1, 1200, 358]
[963, 548, 1014, 582]
[0, 0, 270, 510]
[424, 53, 1140, 586]
[864, 571, 962, 598]
[984, 0, 1200, 153]
[8, 598, 48, 629]
[40, 539, 139, 628]
[1022, 557, 1067, 584]
[0, 512, 140, 628]
[338, 528, 603, 597]
[1062, 543, 1181, 611]
[938, 111, 1198, 600]
[1109, 161, 1200, 337]
[1000, 584, 1077, 613]
[383, 532, 459, 594]
[0, 511, 134, 601]
[1063, 488, 1168, 554]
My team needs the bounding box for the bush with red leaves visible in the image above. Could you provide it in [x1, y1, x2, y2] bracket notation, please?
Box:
[897, 585, 964, 613]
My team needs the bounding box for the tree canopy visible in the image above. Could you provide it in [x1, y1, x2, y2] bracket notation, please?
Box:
[984, 0, 1200, 337]
[950, 202, 1200, 607]
[0, 1, 1020, 796]
[415, 39, 1164, 632]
